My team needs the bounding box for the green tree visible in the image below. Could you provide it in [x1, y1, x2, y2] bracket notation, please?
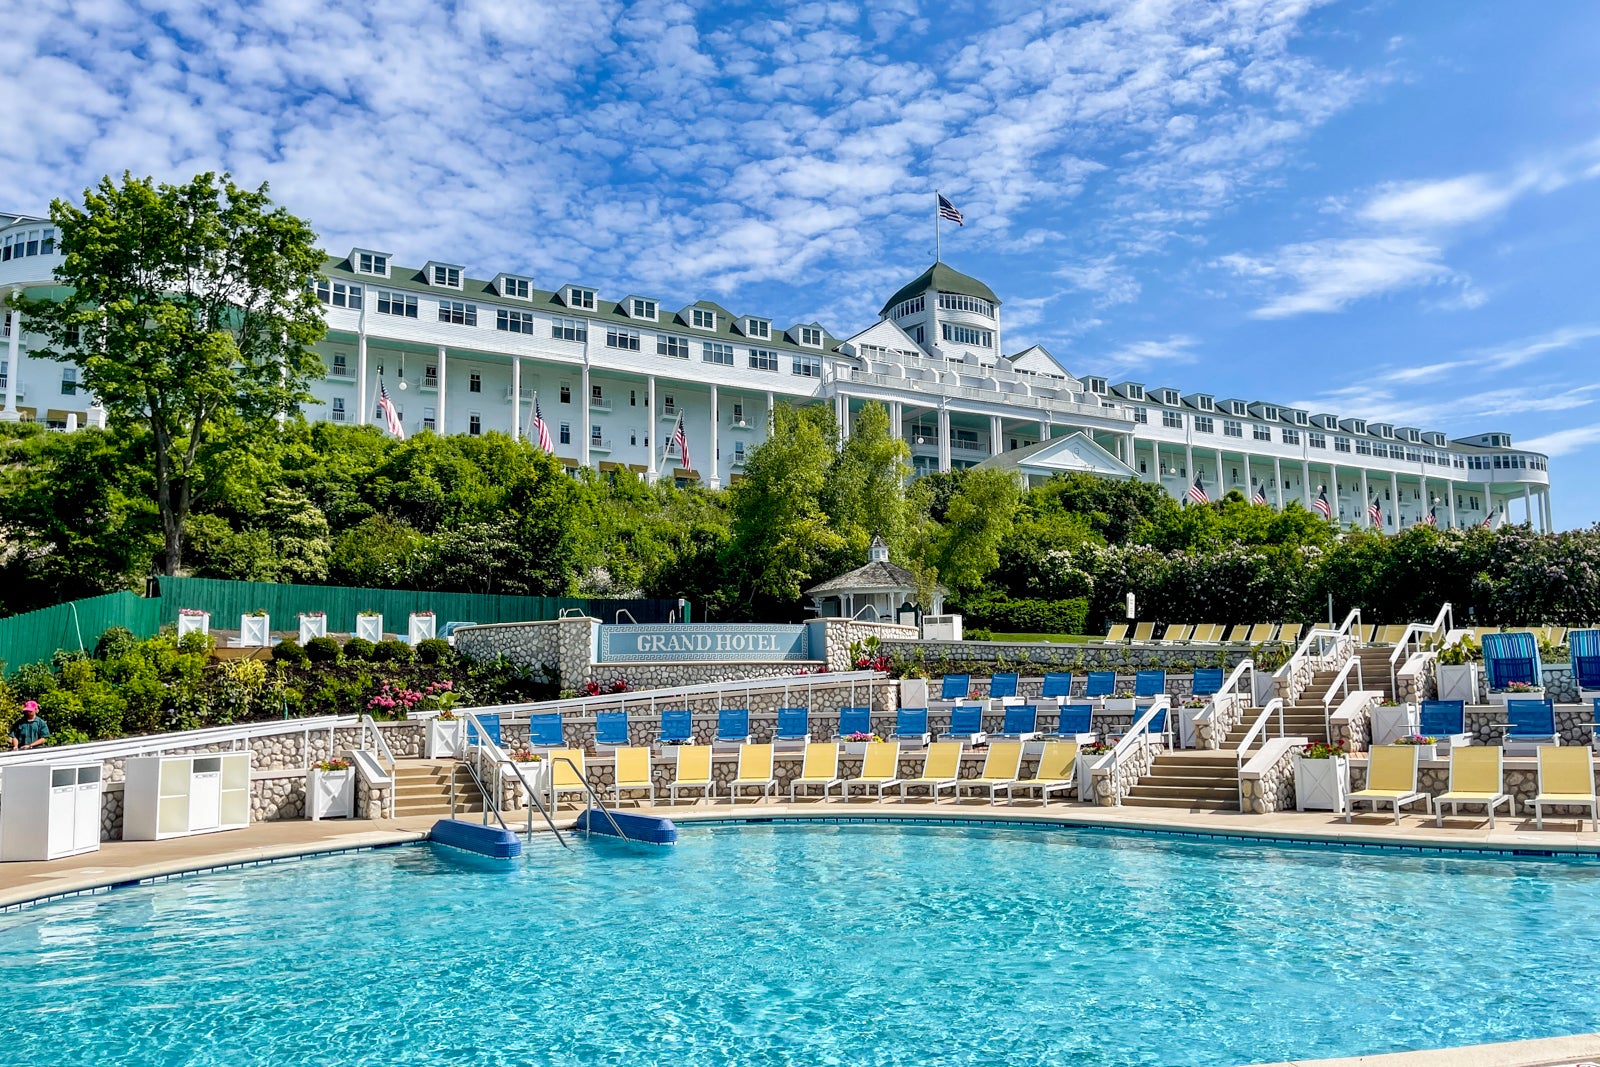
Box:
[14, 171, 327, 574]
[823, 402, 912, 565]
[926, 468, 1020, 594]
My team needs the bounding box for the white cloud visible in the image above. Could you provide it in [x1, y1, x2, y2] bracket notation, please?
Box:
[1474, 325, 1600, 367]
[1359, 173, 1524, 229]
[1100, 334, 1201, 372]
[1219, 236, 1452, 318]
[1519, 424, 1600, 458]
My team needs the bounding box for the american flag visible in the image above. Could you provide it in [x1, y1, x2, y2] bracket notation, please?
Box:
[531, 395, 554, 453]
[1481, 507, 1497, 529]
[1368, 498, 1383, 526]
[1187, 474, 1209, 505]
[1424, 506, 1438, 528]
[671, 413, 691, 471]
[1313, 487, 1333, 519]
[377, 380, 404, 439]
[1252, 484, 1267, 506]
[937, 194, 964, 226]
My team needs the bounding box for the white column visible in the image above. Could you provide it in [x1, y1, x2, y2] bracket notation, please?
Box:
[836, 393, 848, 440]
[436, 345, 447, 434]
[937, 406, 951, 472]
[1273, 457, 1283, 508]
[3, 297, 20, 418]
[1543, 489, 1553, 533]
[990, 414, 1003, 456]
[1360, 469, 1370, 528]
[1300, 460, 1311, 508]
[510, 356, 521, 439]
[356, 314, 369, 426]
[1040, 419, 1051, 442]
[1329, 464, 1340, 523]
[709, 385, 720, 489]
[1391, 472, 1400, 529]
[580, 363, 591, 467]
[767, 390, 775, 426]
[1447, 479, 1456, 528]
[1217, 448, 1226, 494]
[891, 401, 902, 440]
[1524, 484, 1534, 527]
[646, 375, 658, 482]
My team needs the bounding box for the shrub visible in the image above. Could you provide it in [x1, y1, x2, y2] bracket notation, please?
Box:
[415, 638, 454, 666]
[35, 689, 84, 733]
[342, 637, 375, 661]
[960, 595, 1089, 636]
[370, 639, 415, 665]
[177, 630, 215, 656]
[272, 639, 310, 667]
[94, 626, 139, 661]
[77, 683, 127, 738]
[304, 636, 342, 663]
[10, 661, 58, 701]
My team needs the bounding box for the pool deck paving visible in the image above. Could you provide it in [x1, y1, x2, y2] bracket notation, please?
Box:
[4, 801, 1600, 1067]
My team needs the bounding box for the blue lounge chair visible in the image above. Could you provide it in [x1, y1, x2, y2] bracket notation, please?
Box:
[1497, 698, 1560, 754]
[716, 708, 751, 746]
[893, 707, 931, 746]
[468, 712, 502, 746]
[836, 706, 872, 739]
[775, 706, 810, 744]
[1419, 700, 1472, 752]
[1041, 672, 1074, 701]
[1571, 630, 1600, 691]
[943, 705, 989, 745]
[1192, 668, 1224, 698]
[1052, 703, 1097, 743]
[658, 709, 693, 746]
[1481, 631, 1542, 691]
[995, 704, 1039, 742]
[525, 712, 560, 747]
[1085, 671, 1117, 699]
[988, 672, 1019, 702]
[1134, 670, 1167, 698]
[595, 710, 629, 748]
[939, 674, 971, 702]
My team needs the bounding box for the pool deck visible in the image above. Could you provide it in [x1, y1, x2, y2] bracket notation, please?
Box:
[5, 802, 1600, 1067]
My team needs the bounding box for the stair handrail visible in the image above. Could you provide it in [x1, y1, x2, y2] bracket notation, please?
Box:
[546, 755, 634, 844]
[1190, 658, 1254, 749]
[357, 714, 399, 819]
[1321, 658, 1365, 742]
[461, 710, 567, 847]
[1105, 696, 1172, 806]
[1234, 697, 1285, 768]
[1275, 608, 1361, 680]
[1389, 602, 1454, 696]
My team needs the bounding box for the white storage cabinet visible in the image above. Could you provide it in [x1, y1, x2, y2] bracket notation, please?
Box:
[123, 753, 251, 840]
[0, 763, 104, 860]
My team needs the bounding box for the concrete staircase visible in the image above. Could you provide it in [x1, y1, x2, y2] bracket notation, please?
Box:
[391, 759, 487, 818]
[1122, 752, 1241, 812]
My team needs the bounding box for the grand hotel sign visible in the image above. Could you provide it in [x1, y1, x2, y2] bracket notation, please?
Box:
[597, 623, 813, 663]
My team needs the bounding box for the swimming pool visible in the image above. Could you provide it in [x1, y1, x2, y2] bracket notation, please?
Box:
[2, 821, 1598, 1066]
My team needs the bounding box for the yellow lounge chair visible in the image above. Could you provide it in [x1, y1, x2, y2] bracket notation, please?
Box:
[1346, 745, 1430, 824]
[1546, 626, 1567, 647]
[1434, 745, 1512, 828]
[1247, 623, 1276, 643]
[1131, 622, 1157, 643]
[788, 742, 842, 803]
[1162, 624, 1194, 645]
[1000, 741, 1079, 805]
[954, 742, 1024, 802]
[548, 748, 587, 808]
[723, 743, 777, 803]
[1225, 624, 1253, 644]
[1527, 747, 1598, 831]
[1276, 623, 1303, 646]
[1375, 624, 1410, 645]
[834, 741, 902, 801]
[1191, 623, 1223, 643]
[899, 741, 964, 803]
[1105, 623, 1129, 642]
[668, 744, 714, 804]
[613, 746, 655, 806]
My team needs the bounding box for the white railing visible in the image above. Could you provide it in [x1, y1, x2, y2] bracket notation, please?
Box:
[1274, 608, 1361, 703]
[0, 714, 358, 773]
[1389, 602, 1454, 696]
[1104, 696, 1172, 806]
[1191, 658, 1255, 746]
[1234, 698, 1285, 809]
[1321, 658, 1365, 740]
[357, 713, 398, 819]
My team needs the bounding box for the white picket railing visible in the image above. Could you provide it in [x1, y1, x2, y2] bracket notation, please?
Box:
[1389, 602, 1454, 695]
[0, 714, 358, 774]
[1191, 658, 1255, 747]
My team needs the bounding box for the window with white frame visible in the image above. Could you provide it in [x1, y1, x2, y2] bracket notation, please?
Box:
[691, 308, 717, 330]
[438, 300, 476, 326]
[1308, 432, 1326, 449]
[356, 252, 388, 276]
[560, 384, 571, 403]
[732, 402, 744, 424]
[1356, 439, 1372, 456]
[422, 407, 436, 432]
[792, 354, 822, 378]
[748, 348, 779, 371]
[1223, 419, 1242, 437]
[501, 277, 530, 299]
[591, 383, 604, 406]
[940, 322, 992, 347]
[469, 372, 481, 393]
[331, 353, 349, 376]
[799, 326, 823, 347]
[497, 309, 535, 334]
[1162, 410, 1183, 429]
[552, 317, 586, 342]
[1282, 428, 1300, 445]
[331, 397, 346, 422]
[892, 296, 924, 318]
[745, 318, 770, 339]
[1252, 424, 1271, 442]
[1133, 406, 1148, 424]
[432, 265, 461, 288]
[630, 298, 657, 320]
[1193, 415, 1214, 434]
[567, 287, 596, 310]
[658, 334, 690, 359]
[1334, 436, 1351, 453]
[937, 293, 995, 317]
[469, 414, 481, 436]
[559, 422, 571, 444]
[315, 280, 363, 309]
[376, 291, 417, 317]
[703, 341, 734, 366]
[606, 328, 641, 351]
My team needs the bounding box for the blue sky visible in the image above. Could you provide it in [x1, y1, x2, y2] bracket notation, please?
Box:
[7, 1, 1600, 523]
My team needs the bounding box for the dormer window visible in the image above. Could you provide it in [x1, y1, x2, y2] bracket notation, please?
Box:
[1352, 420, 1366, 434]
[566, 286, 596, 310]
[799, 326, 823, 348]
[630, 298, 658, 321]
[1294, 411, 1309, 426]
[691, 308, 717, 331]
[1161, 389, 1179, 406]
[1086, 378, 1107, 395]
[431, 265, 462, 288]
[1380, 426, 1394, 439]
[745, 317, 770, 339]
[1406, 429, 1420, 443]
[355, 252, 389, 277]
[1227, 401, 1244, 416]
[1262, 405, 1279, 420]
[1124, 384, 1145, 401]
[501, 277, 531, 299]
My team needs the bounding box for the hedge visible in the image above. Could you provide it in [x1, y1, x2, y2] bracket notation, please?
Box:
[960, 595, 1089, 635]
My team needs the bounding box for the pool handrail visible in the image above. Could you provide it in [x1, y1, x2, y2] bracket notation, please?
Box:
[462, 709, 570, 848]
[1103, 696, 1172, 806]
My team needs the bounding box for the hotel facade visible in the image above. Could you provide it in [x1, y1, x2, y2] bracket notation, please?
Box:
[0, 210, 1554, 531]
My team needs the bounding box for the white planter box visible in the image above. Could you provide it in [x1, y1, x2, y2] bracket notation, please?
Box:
[239, 615, 271, 648]
[355, 615, 384, 642]
[408, 613, 436, 644]
[1178, 706, 1208, 749]
[510, 760, 551, 805]
[1105, 698, 1137, 714]
[1488, 689, 1545, 708]
[426, 718, 464, 759]
[1396, 742, 1441, 761]
[1253, 671, 1278, 706]
[176, 612, 210, 638]
[1075, 753, 1103, 802]
[840, 741, 871, 757]
[298, 614, 327, 644]
[307, 768, 354, 820]
[1371, 704, 1419, 746]
[898, 678, 929, 707]
[1436, 664, 1481, 705]
[1294, 755, 1349, 812]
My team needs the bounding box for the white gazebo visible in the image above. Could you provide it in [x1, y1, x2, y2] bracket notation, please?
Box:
[805, 538, 944, 622]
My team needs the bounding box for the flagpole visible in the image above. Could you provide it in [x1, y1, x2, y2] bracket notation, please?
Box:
[934, 190, 940, 264]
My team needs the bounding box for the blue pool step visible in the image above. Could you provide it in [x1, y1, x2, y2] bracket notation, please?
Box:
[430, 819, 523, 859]
[574, 809, 678, 845]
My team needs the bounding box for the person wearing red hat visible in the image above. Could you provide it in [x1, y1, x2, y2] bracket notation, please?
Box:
[10, 700, 49, 750]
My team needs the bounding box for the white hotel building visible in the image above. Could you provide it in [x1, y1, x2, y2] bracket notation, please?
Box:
[0, 210, 1554, 531]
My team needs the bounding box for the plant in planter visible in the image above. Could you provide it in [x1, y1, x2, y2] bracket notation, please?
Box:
[307, 758, 355, 819]
[1502, 681, 1538, 693]
[1393, 734, 1439, 758]
[510, 751, 543, 763]
[1294, 738, 1350, 812]
[315, 757, 351, 772]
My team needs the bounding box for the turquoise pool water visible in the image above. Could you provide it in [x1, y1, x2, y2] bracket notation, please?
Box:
[3, 823, 1599, 1065]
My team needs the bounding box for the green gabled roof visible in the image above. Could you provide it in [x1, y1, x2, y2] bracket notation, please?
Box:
[879, 261, 1000, 316]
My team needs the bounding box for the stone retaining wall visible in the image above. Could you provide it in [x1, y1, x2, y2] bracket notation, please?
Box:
[1240, 738, 1306, 814]
[882, 640, 1243, 676]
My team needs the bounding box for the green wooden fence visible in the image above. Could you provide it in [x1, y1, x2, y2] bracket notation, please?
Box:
[0, 592, 165, 673]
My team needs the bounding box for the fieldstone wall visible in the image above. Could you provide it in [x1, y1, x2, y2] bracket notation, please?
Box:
[1193, 691, 1247, 750]
[1239, 738, 1306, 814]
[1396, 654, 1434, 704]
[1543, 666, 1580, 704]
[882, 640, 1242, 676]
[1329, 693, 1377, 752]
[354, 773, 391, 820]
[1090, 737, 1162, 807]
